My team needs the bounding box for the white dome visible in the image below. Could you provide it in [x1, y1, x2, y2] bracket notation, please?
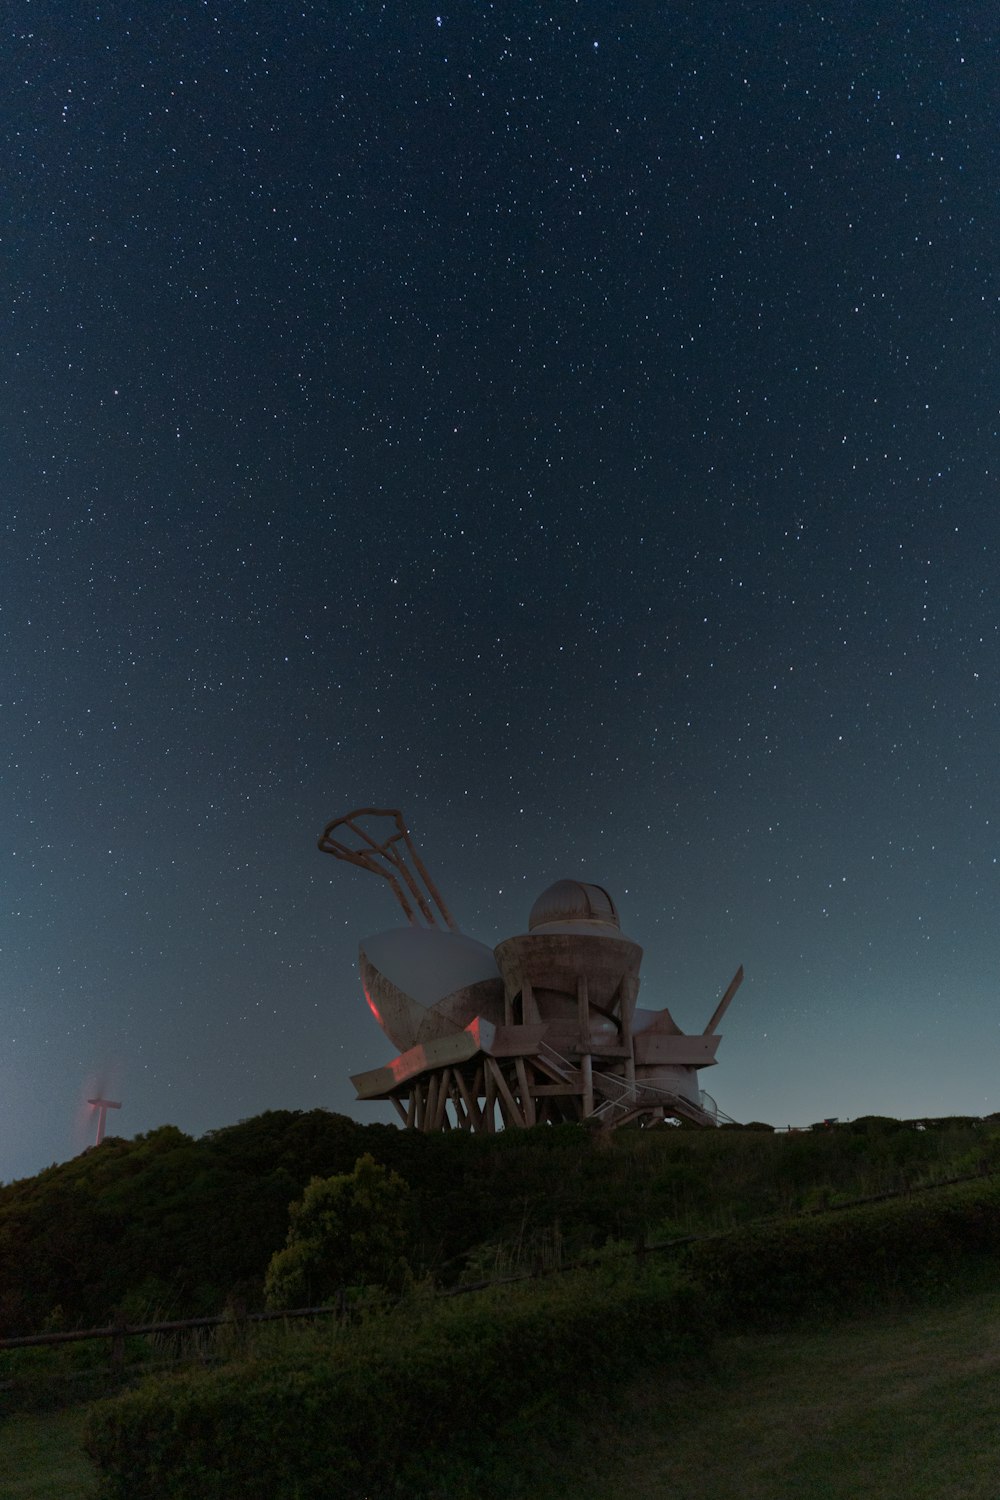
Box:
[527, 879, 620, 933]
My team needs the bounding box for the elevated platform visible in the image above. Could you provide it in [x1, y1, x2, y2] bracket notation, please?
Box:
[352, 1017, 721, 1132]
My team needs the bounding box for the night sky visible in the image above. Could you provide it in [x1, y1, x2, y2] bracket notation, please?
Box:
[3, 3, 998, 1183]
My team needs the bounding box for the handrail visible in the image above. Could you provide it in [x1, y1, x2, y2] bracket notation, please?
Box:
[589, 1069, 718, 1126]
[535, 1043, 728, 1128]
[535, 1041, 575, 1081]
[699, 1089, 740, 1127]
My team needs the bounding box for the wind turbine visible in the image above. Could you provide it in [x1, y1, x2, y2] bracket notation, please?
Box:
[87, 1097, 122, 1146]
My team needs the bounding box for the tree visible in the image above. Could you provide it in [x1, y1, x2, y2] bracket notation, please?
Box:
[264, 1154, 411, 1309]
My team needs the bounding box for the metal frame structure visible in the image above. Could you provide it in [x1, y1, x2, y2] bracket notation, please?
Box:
[318, 807, 457, 931]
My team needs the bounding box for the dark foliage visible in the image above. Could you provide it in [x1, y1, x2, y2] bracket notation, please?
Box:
[84, 1264, 705, 1500]
[0, 1108, 993, 1336]
[83, 1171, 1000, 1498]
[0, 1113, 381, 1334]
[688, 1176, 1000, 1326]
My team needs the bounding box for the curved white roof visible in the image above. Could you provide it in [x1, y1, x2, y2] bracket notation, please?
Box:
[361, 927, 501, 1007]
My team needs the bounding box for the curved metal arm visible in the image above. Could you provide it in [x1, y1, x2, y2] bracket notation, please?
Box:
[317, 808, 458, 931]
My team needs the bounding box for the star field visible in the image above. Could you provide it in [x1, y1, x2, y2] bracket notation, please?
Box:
[2, 3, 998, 1181]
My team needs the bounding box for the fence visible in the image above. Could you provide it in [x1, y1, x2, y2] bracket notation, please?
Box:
[0, 1304, 340, 1395]
[4, 1160, 996, 1386]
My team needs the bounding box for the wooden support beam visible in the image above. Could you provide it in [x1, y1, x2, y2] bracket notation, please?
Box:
[425, 1072, 440, 1133]
[581, 1051, 594, 1117]
[620, 977, 636, 1088]
[703, 964, 745, 1036]
[492, 1071, 509, 1128]
[454, 1068, 483, 1131]
[484, 1062, 496, 1134]
[514, 1056, 536, 1126]
[577, 973, 591, 1047]
[431, 1068, 444, 1131]
[451, 1088, 472, 1131]
[486, 1057, 525, 1128]
[431, 1068, 450, 1131]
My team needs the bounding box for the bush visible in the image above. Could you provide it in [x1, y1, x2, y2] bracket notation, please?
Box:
[687, 1176, 1000, 1327]
[84, 1263, 705, 1499]
[264, 1154, 411, 1308]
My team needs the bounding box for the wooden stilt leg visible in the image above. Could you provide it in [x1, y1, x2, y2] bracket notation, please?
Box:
[514, 1056, 536, 1126]
[431, 1069, 450, 1130]
[454, 1069, 483, 1131]
[425, 1073, 440, 1133]
[486, 1057, 525, 1127]
[484, 1062, 496, 1134]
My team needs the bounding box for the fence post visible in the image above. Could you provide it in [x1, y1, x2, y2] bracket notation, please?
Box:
[110, 1316, 127, 1377]
[223, 1298, 249, 1359]
[633, 1227, 648, 1276]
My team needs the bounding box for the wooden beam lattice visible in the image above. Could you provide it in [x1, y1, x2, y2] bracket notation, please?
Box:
[514, 1055, 536, 1126]
[384, 1040, 720, 1135]
[453, 1067, 484, 1131]
[485, 1058, 526, 1128]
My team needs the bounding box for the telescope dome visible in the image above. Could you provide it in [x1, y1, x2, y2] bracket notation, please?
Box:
[527, 879, 620, 933]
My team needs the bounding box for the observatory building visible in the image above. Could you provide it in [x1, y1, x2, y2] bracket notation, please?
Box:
[320, 808, 743, 1132]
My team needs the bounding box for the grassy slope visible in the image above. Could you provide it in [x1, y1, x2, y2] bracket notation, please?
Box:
[7, 1290, 1000, 1499]
[585, 1290, 1000, 1500]
[0, 1408, 96, 1500]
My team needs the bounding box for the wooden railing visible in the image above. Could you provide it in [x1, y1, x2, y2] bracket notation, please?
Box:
[0, 1305, 339, 1370]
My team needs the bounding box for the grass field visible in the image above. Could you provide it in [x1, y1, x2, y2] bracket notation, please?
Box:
[0, 1407, 96, 1500]
[5, 1290, 1000, 1499]
[588, 1289, 1000, 1500]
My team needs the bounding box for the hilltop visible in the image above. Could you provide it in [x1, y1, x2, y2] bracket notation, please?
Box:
[0, 1107, 992, 1337]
